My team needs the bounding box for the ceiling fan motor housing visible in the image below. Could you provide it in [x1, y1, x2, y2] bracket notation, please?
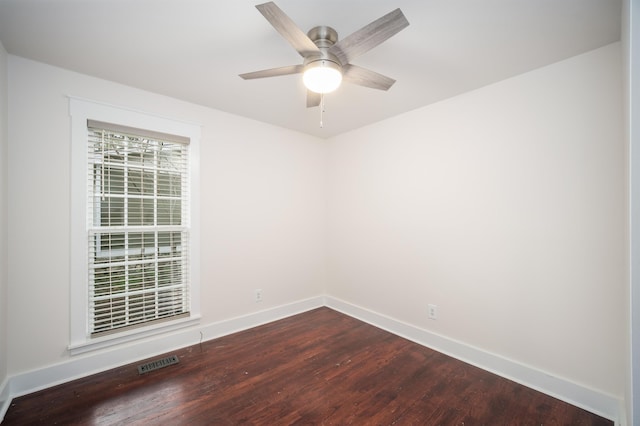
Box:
[304, 25, 342, 69]
[307, 26, 338, 48]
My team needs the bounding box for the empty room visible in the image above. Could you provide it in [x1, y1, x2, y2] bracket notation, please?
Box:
[0, 0, 638, 424]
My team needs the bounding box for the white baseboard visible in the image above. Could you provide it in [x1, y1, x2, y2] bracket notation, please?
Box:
[0, 377, 10, 422]
[0, 295, 623, 424]
[0, 295, 325, 421]
[325, 296, 622, 425]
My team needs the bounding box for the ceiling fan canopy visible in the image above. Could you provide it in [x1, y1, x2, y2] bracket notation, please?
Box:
[239, 2, 410, 108]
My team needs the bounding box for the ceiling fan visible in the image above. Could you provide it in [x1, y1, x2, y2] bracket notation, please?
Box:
[239, 2, 410, 108]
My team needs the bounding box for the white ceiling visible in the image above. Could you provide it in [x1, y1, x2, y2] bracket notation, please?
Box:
[0, 0, 622, 138]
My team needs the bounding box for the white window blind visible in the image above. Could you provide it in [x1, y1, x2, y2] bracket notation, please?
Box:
[87, 120, 190, 336]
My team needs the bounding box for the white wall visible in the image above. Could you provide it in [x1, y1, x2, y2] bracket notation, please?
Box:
[6, 55, 326, 375]
[327, 43, 625, 400]
[0, 40, 9, 401]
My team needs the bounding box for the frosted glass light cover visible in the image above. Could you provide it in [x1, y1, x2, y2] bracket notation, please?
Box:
[303, 61, 342, 94]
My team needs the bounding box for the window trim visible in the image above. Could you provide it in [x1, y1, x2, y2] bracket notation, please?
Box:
[69, 97, 201, 355]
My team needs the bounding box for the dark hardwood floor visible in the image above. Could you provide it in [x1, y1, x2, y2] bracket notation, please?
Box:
[4, 307, 612, 425]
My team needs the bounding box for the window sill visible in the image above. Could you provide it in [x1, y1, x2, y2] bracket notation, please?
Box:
[68, 315, 201, 356]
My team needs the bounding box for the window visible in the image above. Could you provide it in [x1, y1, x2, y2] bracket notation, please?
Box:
[69, 99, 200, 354]
[87, 121, 190, 335]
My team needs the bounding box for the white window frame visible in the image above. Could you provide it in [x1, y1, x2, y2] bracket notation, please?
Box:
[69, 97, 201, 355]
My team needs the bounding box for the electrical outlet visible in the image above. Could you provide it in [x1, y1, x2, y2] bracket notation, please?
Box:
[428, 304, 438, 320]
[255, 289, 263, 303]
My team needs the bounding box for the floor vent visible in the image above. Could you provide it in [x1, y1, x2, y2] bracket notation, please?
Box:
[138, 354, 179, 375]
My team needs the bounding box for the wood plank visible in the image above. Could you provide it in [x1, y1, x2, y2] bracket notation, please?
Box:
[3, 307, 613, 425]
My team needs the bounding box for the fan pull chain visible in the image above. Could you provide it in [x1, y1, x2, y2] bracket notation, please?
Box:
[320, 93, 325, 128]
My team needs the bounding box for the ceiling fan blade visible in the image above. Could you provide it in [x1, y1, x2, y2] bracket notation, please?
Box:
[307, 91, 321, 108]
[239, 64, 304, 80]
[256, 2, 320, 57]
[342, 64, 396, 91]
[329, 8, 409, 65]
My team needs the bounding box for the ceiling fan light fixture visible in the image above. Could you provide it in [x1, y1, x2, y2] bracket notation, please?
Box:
[303, 60, 342, 94]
